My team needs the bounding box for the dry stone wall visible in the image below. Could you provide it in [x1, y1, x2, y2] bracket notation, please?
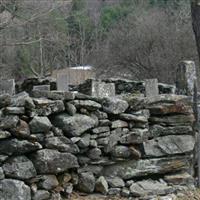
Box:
[0, 90, 196, 200]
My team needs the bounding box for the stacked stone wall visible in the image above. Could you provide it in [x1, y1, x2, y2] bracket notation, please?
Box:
[0, 90, 196, 200]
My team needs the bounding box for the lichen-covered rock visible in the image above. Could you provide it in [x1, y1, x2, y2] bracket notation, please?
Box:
[92, 126, 110, 134]
[95, 176, 108, 195]
[29, 116, 52, 133]
[111, 145, 131, 159]
[52, 114, 96, 136]
[111, 120, 128, 128]
[119, 113, 148, 123]
[77, 134, 90, 148]
[45, 136, 79, 153]
[30, 149, 79, 174]
[103, 156, 192, 180]
[0, 139, 41, 156]
[65, 103, 76, 116]
[77, 172, 95, 193]
[0, 179, 31, 200]
[143, 135, 195, 157]
[102, 97, 129, 114]
[3, 156, 36, 180]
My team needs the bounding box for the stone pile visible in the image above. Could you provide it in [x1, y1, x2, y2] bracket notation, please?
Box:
[78, 78, 176, 95]
[0, 90, 195, 200]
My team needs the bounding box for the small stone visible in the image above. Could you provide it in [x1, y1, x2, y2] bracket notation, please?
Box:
[29, 116, 52, 133]
[108, 188, 121, 195]
[92, 126, 110, 134]
[77, 172, 95, 193]
[0, 167, 4, 180]
[102, 97, 129, 114]
[0, 130, 11, 139]
[38, 175, 59, 190]
[112, 120, 128, 128]
[58, 173, 72, 186]
[106, 177, 125, 188]
[12, 120, 30, 139]
[4, 107, 25, 115]
[32, 190, 50, 200]
[65, 103, 76, 116]
[90, 140, 97, 147]
[88, 148, 102, 160]
[121, 187, 130, 197]
[99, 119, 112, 126]
[71, 100, 101, 111]
[95, 176, 108, 195]
[77, 134, 90, 148]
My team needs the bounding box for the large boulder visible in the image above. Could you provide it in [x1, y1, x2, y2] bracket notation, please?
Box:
[143, 135, 195, 157]
[29, 116, 52, 133]
[102, 97, 129, 114]
[103, 156, 192, 180]
[0, 179, 31, 200]
[30, 149, 79, 174]
[0, 139, 41, 156]
[3, 156, 36, 180]
[52, 114, 96, 137]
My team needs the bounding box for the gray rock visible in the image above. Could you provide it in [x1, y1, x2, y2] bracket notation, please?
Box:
[149, 114, 195, 126]
[11, 92, 35, 109]
[90, 140, 98, 147]
[106, 177, 125, 188]
[45, 136, 79, 153]
[99, 119, 112, 126]
[121, 187, 130, 197]
[149, 125, 193, 138]
[71, 100, 101, 110]
[92, 110, 108, 119]
[0, 130, 11, 139]
[77, 134, 90, 148]
[111, 145, 131, 159]
[129, 180, 173, 197]
[144, 135, 195, 157]
[29, 116, 52, 133]
[0, 94, 11, 108]
[88, 148, 102, 160]
[97, 137, 109, 146]
[33, 98, 65, 116]
[102, 97, 129, 114]
[0, 115, 19, 130]
[11, 120, 30, 139]
[77, 172, 95, 193]
[3, 156, 36, 180]
[103, 156, 192, 180]
[30, 149, 79, 174]
[32, 190, 50, 200]
[120, 128, 149, 144]
[164, 172, 194, 186]
[0, 139, 41, 156]
[0, 179, 31, 200]
[65, 103, 76, 116]
[78, 165, 103, 176]
[108, 188, 121, 195]
[0, 155, 8, 164]
[95, 176, 108, 195]
[52, 114, 96, 137]
[0, 167, 4, 180]
[92, 126, 110, 134]
[112, 120, 128, 128]
[49, 193, 62, 200]
[38, 175, 59, 190]
[4, 107, 25, 115]
[120, 113, 148, 123]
